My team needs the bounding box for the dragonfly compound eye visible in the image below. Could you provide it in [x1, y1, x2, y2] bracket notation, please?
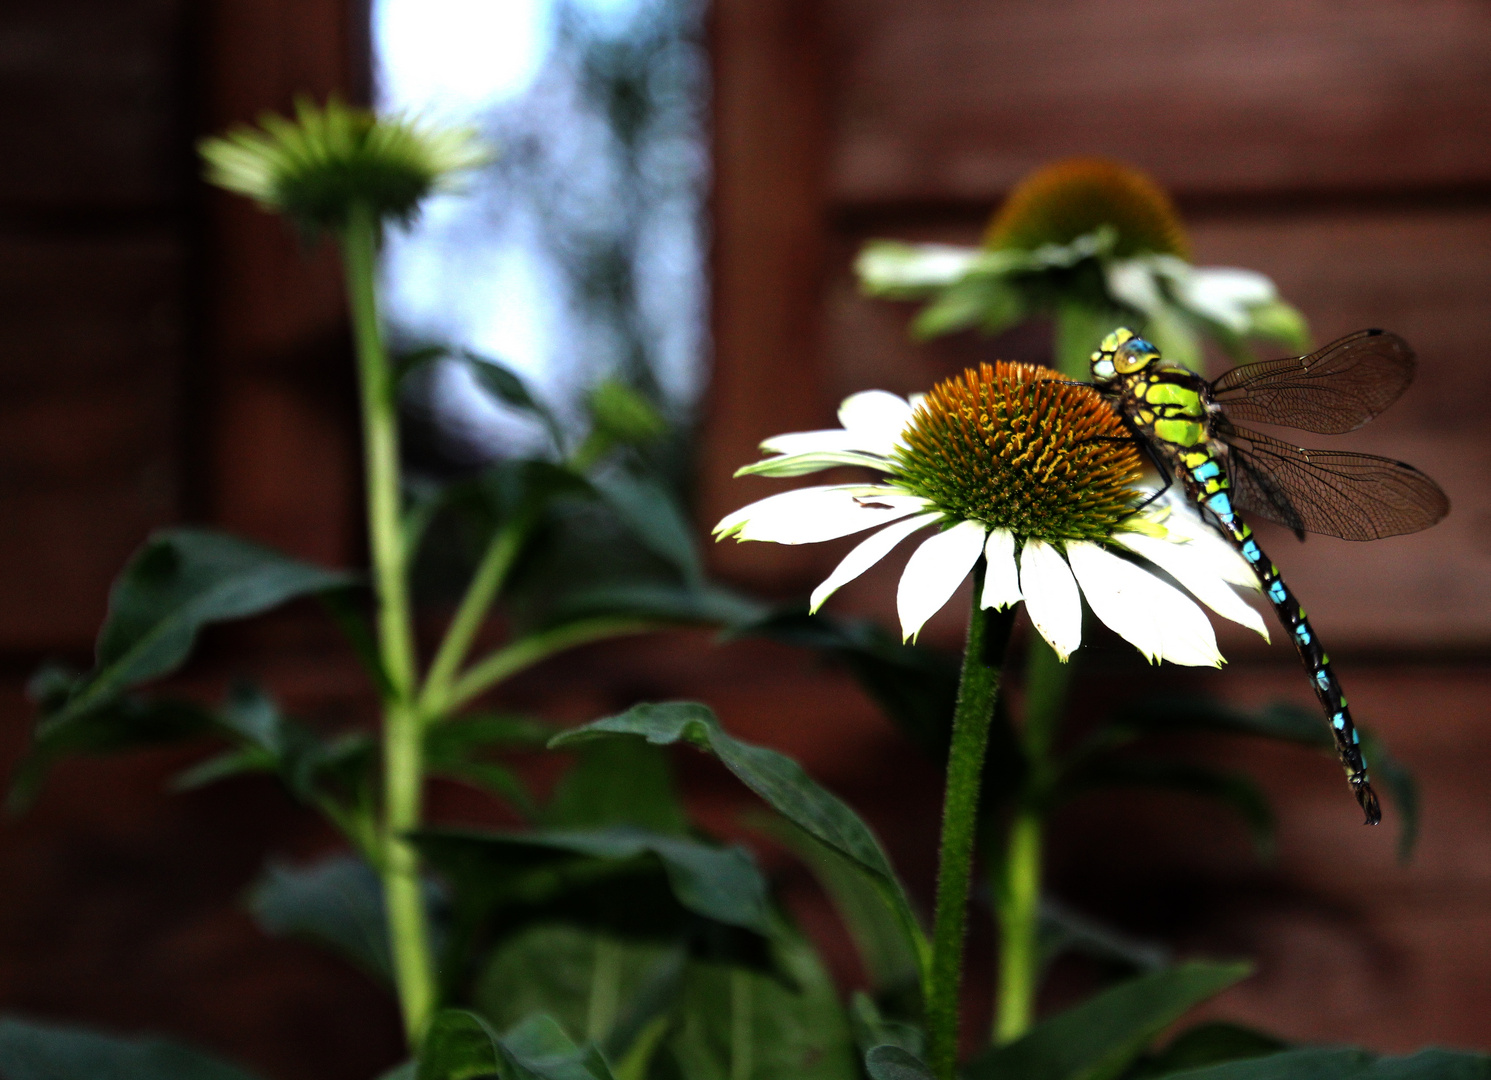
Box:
[1113, 337, 1160, 374]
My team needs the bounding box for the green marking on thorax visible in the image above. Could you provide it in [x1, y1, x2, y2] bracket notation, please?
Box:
[1143, 381, 1203, 412]
[1152, 418, 1206, 446]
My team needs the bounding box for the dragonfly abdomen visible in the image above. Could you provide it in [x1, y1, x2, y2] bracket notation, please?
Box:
[1180, 457, 1382, 825]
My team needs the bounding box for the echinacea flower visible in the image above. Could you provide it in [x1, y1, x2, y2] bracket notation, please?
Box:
[855, 158, 1307, 372]
[201, 97, 489, 233]
[715, 363, 1269, 664]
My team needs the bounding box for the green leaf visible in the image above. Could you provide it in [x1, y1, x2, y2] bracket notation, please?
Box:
[418, 826, 772, 936]
[911, 275, 1025, 340]
[0, 1016, 265, 1080]
[426, 714, 554, 818]
[962, 961, 1252, 1080]
[866, 1045, 938, 1080]
[462, 352, 567, 450]
[757, 817, 921, 1001]
[591, 472, 703, 585]
[545, 739, 689, 836]
[1158, 1048, 1491, 1080]
[665, 935, 858, 1080]
[1244, 300, 1311, 352]
[1126, 1022, 1285, 1079]
[586, 380, 667, 449]
[9, 687, 214, 813]
[550, 703, 929, 981]
[1039, 898, 1170, 977]
[43, 529, 352, 733]
[848, 994, 924, 1060]
[544, 579, 766, 629]
[246, 855, 393, 982]
[418, 1010, 616, 1080]
[473, 925, 672, 1054]
[1060, 758, 1276, 860]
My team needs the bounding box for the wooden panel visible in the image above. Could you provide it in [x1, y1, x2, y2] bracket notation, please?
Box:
[0, 236, 183, 648]
[0, 0, 185, 210]
[814, 207, 1491, 650]
[200, 0, 362, 564]
[827, 0, 1491, 204]
[701, 0, 834, 589]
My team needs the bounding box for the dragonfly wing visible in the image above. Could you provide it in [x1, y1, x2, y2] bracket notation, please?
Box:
[1210, 328, 1416, 435]
[1219, 422, 1449, 541]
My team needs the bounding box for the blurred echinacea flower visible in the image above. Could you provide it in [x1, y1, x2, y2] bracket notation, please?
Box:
[200, 96, 489, 233]
[856, 158, 1308, 374]
[715, 363, 1269, 662]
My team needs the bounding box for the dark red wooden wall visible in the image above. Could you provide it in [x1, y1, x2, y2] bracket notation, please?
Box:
[0, 0, 1487, 1074]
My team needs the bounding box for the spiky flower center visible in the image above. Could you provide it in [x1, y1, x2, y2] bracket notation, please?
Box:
[893, 362, 1143, 543]
[201, 97, 488, 232]
[984, 158, 1190, 260]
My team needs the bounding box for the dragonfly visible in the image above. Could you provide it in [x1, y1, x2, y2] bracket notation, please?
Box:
[1089, 327, 1450, 824]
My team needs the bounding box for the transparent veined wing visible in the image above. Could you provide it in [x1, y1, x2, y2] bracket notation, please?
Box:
[1210, 329, 1416, 435]
[1219, 421, 1449, 541]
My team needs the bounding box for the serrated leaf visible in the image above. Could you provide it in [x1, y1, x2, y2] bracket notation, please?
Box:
[962, 961, 1252, 1080]
[43, 530, 352, 733]
[550, 703, 929, 982]
[0, 1016, 265, 1080]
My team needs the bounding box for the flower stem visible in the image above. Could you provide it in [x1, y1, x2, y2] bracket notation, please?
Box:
[342, 201, 436, 1044]
[419, 512, 535, 719]
[1053, 298, 1117, 380]
[926, 585, 1018, 1080]
[993, 809, 1042, 1042]
[990, 635, 1071, 1044]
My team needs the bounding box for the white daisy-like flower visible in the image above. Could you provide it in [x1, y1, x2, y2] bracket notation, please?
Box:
[715, 363, 1270, 665]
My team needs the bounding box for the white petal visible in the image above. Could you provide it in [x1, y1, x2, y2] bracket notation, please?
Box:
[759, 429, 870, 456]
[838, 391, 914, 456]
[1144, 494, 1257, 587]
[855, 241, 981, 289]
[1180, 267, 1277, 332]
[810, 512, 941, 613]
[980, 528, 1022, 610]
[1105, 258, 1164, 314]
[1066, 542, 1222, 667]
[1019, 540, 1082, 661]
[897, 519, 989, 642]
[1115, 531, 1270, 641]
[714, 485, 929, 544]
[736, 450, 895, 478]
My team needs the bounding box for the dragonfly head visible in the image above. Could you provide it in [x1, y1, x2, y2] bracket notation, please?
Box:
[1091, 328, 1161, 383]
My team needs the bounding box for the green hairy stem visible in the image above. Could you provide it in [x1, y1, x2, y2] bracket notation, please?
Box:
[343, 202, 436, 1043]
[926, 580, 1018, 1080]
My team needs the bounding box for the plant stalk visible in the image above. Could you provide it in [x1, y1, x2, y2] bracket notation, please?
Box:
[343, 201, 436, 1043]
[926, 580, 1018, 1080]
[991, 633, 1071, 1044]
[420, 511, 535, 718]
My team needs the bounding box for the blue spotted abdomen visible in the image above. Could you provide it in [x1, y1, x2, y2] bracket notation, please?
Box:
[1183, 454, 1382, 824]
